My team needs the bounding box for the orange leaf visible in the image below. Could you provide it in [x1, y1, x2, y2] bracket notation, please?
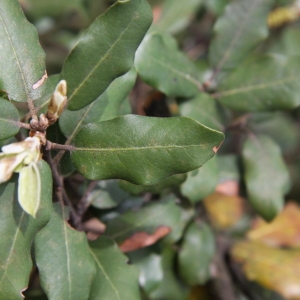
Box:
[231, 241, 300, 300]
[119, 226, 171, 253]
[248, 202, 300, 247]
[204, 192, 244, 229]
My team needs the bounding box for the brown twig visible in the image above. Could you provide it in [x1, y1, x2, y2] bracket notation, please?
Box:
[208, 235, 238, 300]
[43, 148, 81, 228]
[225, 113, 252, 132]
[16, 121, 31, 130]
[27, 98, 38, 120]
[73, 180, 98, 229]
[46, 141, 75, 151]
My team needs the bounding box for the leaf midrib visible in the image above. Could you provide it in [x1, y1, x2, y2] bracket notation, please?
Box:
[65, 103, 95, 144]
[0, 212, 26, 287]
[218, 76, 296, 98]
[0, 7, 30, 99]
[148, 55, 201, 89]
[75, 144, 208, 152]
[61, 207, 72, 299]
[0, 117, 18, 124]
[89, 248, 122, 300]
[67, 1, 142, 102]
[214, 0, 260, 71]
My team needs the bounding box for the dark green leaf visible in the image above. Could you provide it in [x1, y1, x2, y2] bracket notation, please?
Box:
[267, 27, 300, 57]
[127, 249, 163, 296]
[0, 98, 20, 140]
[179, 93, 225, 132]
[178, 222, 215, 285]
[88, 236, 140, 300]
[155, 0, 203, 34]
[135, 32, 201, 98]
[34, 203, 96, 300]
[217, 154, 240, 182]
[119, 174, 187, 195]
[62, 0, 152, 110]
[147, 247, 189, 300]
[249, 112, 300, 155]
[34, 74, 60, 115]
[58, 151, 75, 177]
[0, 0, 48, 102]
[59, 69, 136, 141]
[209, 0, 273, 71]
[180, 156, 218, 203]
[0, 160, 53, 299]
[205, 0, 228, 15]
[23, 0, 84, 18]
[217, 55, 300, 111]
[242, 135, 290, 221]
[88, 180, 131, 209]
[71, 115, 224, 185]
[106, 195, 193, 245]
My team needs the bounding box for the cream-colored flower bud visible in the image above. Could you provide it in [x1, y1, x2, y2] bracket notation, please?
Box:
[46, 80, 67, 125]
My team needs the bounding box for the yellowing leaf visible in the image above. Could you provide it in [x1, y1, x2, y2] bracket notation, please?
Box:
[248, 202, 300, 247]
[18, 162, 41, 217]
[204, 192, 244, 229]
[231, 241, 300, 300]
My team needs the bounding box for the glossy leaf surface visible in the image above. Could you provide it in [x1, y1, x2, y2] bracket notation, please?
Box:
[0, 98, 20, 140]
[88, 180, 131, 209]
[88, 236, 140, 300]
[0, 0, 48, 102]
[128, 250, 163, 296]
[180, 156, 218, 203]
[209, 0, 273, 71]
[217, 55, 300, 111]
[71, 115, 224, 185]
[148, 247, 189, 300]
[178, 222, 215, 285]
[179, 94, 224, 131]
[242, 135, 290, 221]
[106, 195, 193, 245]
[34, 203, 96, 300]
[62, 0, 152, 110]
[59, 69, 136, 141]
[135, 33, 201, 98]
[0, 161, 53, 299]
[119, 174, 187, 195]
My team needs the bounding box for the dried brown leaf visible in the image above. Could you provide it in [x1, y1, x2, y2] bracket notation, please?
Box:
[119, 226, 171, 253]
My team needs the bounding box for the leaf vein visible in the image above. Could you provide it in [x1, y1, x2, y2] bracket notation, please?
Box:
[89, 249, 122, 300]
[68, 2, 142, 102]
[0, 9, 30, 100]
